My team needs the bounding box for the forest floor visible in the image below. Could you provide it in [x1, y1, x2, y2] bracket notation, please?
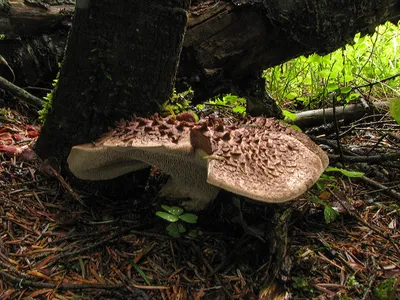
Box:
[0, 103, 399, 300]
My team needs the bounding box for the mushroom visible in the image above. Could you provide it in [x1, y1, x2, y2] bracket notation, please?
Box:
[68, 114, 328, 210]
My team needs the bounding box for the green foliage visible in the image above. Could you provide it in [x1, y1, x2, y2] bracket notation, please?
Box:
[347, 275, 360, 287]
[155, 211, 179, 222]
[389, 98, 400, 124]
[309, 196, 340, 224]
[316, 173, 338, 191]
[156, 205, 198, 238]
[38, 73, 59, 122]
[161, 88, 195, 117]
[292, 276, 313, 293]
[0, 107, 11, 116]
[374, 277, 396, 300]
[325, 167, 365, 178]
[282, 109, 297, 121]
[264, 21, 400, 108]
[197, 93, 247, 115]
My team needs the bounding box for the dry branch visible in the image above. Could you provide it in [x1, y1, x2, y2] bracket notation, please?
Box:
[290, 102, 390, 128]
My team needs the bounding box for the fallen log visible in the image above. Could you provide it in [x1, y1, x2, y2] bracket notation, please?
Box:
[0, 0, 74, 37]
[290, 101, 390, 128]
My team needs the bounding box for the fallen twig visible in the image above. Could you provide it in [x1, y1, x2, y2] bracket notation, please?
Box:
[0, 270, 124, 290]
[0, 76, 44, 108]
[328, 152, 400, 164]
[359, 176, 400, 201]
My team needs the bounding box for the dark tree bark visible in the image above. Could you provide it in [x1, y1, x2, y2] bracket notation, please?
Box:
[35, 0, 190, 162]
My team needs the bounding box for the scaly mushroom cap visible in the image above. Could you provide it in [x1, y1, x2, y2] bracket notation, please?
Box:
[192, 117, 329, 203]
[68, 114, 329, 209]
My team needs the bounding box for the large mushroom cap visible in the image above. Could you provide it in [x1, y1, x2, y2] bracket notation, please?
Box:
[195, 117, 329, 203]
[67, 115, 195, 180]
[67, 143, 150, 180]
[67, 114, 329, 209]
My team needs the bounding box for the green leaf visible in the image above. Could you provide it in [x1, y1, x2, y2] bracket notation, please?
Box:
[283, 110, 297, 121]
[156, 211, 179, 222]
[188, 110, 199, 122]
[177, 223, 186, 233]
[309, 196, 325, 205]
[346, 93, 360, 101]
[168, 230, 180, 238]
[290, 125, 302, 131]
[316, 180, 326, 190]
[166, 223, 176, 231]
[340, 87, 352, 94]
[232, 105, 246, 114]
[389, 98, 400, 125]
[324, 205, 339, 224]
[296, 96, 308, 102]
[188, 230, 198, 238]
[161, 205, 183, 216]
[178, 213, 198, 224]
[309, 197, 339, 224]
[130, 261, 151, 285]
[327, 82, 339, 92]
[308, 54, 322, 63]
[319, 69, 330, 79]
[285, 92, 297, 100]
[325, 167, 364, 178]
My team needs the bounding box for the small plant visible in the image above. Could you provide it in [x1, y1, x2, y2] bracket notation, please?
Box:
[316, 173, 338, 191]
[374, 277, 397, 300]
[156, 205, 198, 238]
[197, 93, 247, 114]
[347, 275, 360, 287]
[38, 71, 60, 122]
[161, 88, 195, 117]
[309, 196, 339, 224]
[292, 276, 313, 293]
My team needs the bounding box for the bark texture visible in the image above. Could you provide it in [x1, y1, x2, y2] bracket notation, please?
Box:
[35, 0, 190, 161]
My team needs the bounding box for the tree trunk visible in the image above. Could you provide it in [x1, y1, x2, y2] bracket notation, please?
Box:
[35, 0, 190, 162]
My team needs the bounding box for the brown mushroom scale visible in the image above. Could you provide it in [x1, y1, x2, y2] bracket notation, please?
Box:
[68, 113, 329, 210]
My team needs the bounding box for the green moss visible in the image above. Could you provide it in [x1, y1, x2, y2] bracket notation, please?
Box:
[38, 73, 59, 123]
[374, 277, 396, 300]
